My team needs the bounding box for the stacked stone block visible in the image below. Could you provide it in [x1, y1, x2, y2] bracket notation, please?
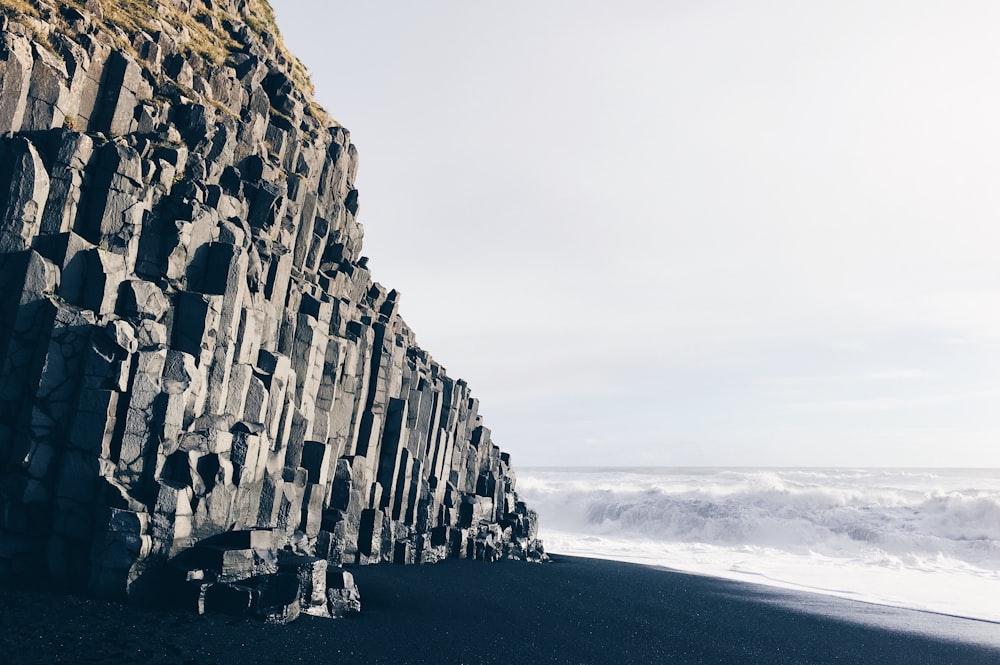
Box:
[0, 0, 543, 618]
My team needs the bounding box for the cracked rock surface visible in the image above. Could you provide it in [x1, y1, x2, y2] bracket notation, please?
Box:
[0, 0, 544, 622]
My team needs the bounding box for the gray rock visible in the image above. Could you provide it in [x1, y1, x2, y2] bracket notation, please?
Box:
[80, 248, 125, 314]
[0, 32, 33, 133]
[118, 279, 169, 321]
[0, 138, 50, 252]
[92, 51, 145, 136]
[325, 566, 361, 617]
[22, 42, 69, 131]
[0, 2, 545, 622]
[39, 130, 94, 235]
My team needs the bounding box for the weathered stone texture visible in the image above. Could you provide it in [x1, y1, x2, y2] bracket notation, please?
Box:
[0, 0, 544, 621]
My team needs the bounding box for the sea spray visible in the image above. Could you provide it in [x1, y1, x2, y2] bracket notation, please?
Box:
[518, 467, 1000, 621]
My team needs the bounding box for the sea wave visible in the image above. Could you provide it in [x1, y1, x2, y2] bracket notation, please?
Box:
[516, 467, 1000, 620]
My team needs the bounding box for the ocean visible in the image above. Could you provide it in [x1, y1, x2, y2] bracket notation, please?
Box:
[516, 467, 1000, 622]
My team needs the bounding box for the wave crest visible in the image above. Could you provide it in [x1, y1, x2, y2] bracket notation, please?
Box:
[518, 469, 1000, 569]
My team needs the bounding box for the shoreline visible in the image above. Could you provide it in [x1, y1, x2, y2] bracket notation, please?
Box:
[2, 555, 999, 664]
[517, 466, 1000, 629]
[545, 547, 1000, 626]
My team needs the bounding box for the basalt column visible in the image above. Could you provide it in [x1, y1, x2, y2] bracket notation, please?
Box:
[0, 0, 544, 622]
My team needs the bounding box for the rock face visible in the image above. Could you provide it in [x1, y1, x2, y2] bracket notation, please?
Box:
[0, 0, 544, 621]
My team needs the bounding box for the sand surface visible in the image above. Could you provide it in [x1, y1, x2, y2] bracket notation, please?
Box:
[1, 555, 997, 664]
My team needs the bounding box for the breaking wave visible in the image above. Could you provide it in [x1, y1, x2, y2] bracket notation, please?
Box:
[516, 468, 1000, 621]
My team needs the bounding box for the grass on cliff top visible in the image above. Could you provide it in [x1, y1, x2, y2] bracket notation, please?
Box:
[102, 0, 238, 65]
[0, 0, 236, 63]
[242, 0, 314, 97]
[1, 0, 333, 126]
[0, 0, 34, 19]
[1, 1, 315, 98]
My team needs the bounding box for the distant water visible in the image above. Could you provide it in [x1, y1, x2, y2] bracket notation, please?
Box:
[517, 467, 1000, 622]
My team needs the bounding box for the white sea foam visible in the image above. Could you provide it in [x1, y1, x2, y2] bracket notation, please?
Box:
[517, 467, 1000, 622]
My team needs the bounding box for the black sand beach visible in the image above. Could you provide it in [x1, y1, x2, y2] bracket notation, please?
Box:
[1, 555, 997, 664]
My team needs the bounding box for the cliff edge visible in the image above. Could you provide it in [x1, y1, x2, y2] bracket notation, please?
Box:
[0, 0, 544, 622]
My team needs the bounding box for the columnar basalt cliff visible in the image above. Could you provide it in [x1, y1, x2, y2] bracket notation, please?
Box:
[0, 0, 543, 622]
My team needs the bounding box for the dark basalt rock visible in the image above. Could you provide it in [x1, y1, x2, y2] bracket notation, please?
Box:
[0, 0, 545, 623]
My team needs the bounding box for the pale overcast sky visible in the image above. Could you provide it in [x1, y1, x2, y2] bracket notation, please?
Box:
[270, 1, 1000, 467]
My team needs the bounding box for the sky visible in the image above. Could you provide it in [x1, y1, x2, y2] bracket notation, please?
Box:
[269, 0, 1000, 467]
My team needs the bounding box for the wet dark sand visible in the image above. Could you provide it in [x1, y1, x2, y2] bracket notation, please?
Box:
[1, 555, 997, 664]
